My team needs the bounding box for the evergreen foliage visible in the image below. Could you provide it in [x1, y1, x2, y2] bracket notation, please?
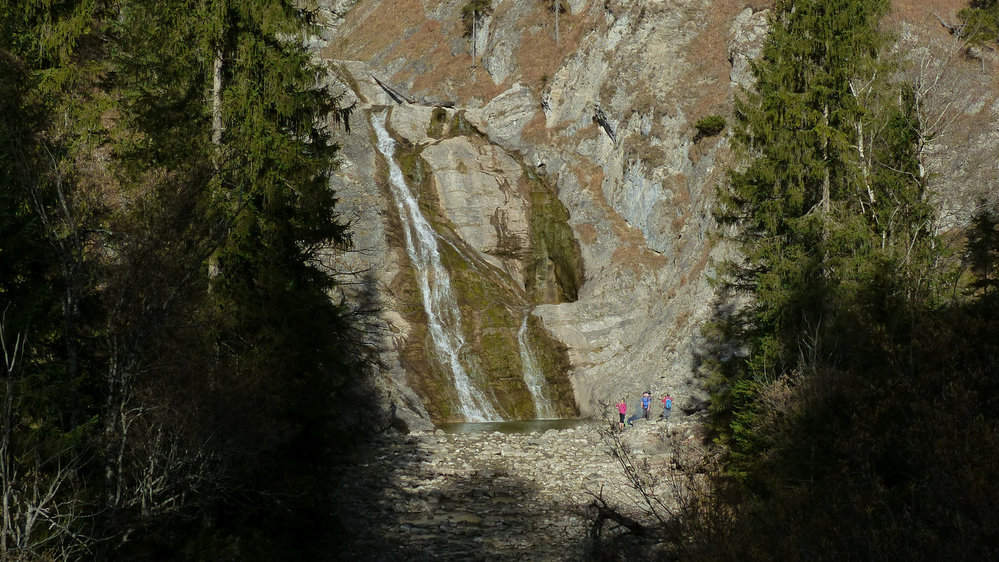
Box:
[694, 115, 726, 138]
[1, 1, 365, 558]
[959, 0, 999, 45]
[965, 200, 999, 297]
[710, 0, 939, 470]
[679, 0, 999, 557]
[461, 0, 494, 30]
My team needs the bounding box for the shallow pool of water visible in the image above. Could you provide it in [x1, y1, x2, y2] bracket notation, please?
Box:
[436, 418, 595, 434]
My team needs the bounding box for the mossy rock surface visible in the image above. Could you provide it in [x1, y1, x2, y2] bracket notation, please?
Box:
[524, 313, 578, 418]
[427, 107, 449, 139]
[522, 171, 584, 304]
[382, 113, 581, 423]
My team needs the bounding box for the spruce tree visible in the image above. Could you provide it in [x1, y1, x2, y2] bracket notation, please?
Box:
[108, 0, 353, 555]
[3, 0, 356, 556]
[1, 2, 112, 557]
[966, 201, 999, 298]
[959, 0, 999, 45]
[713, 0, 936, 470]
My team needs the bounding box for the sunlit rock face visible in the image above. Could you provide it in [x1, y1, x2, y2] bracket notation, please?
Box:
[421, 134, 530, 281]
[319, 0, 999, 429]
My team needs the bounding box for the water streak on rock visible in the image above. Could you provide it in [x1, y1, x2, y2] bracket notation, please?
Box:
[371, 110, 501, 421]
[518, 315, 556, 419]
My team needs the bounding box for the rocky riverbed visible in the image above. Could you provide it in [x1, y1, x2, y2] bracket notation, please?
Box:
[332, 416, 708, 561]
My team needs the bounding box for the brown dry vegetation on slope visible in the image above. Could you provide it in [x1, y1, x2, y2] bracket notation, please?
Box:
[327, 0, 997, 245]
[326, 0, 598, 105]
[892, 0, 967, 23]
[679, 1, 751, 118]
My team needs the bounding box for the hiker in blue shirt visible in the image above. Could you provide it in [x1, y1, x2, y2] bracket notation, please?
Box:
[641, 390, 652, 421]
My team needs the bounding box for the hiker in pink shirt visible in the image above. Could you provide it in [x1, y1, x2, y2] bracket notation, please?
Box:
[616, 399, 627, 430]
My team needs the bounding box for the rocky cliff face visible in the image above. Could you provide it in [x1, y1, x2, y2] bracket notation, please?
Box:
[318, 0, 999, 430]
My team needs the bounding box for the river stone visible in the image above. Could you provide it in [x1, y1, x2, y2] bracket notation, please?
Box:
[334, 422, 703, 559]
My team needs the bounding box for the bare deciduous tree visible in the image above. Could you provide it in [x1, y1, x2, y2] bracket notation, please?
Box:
[583, 406, 727, 558]
[2, 316, 92, 561]
[900, 30, 999, 228]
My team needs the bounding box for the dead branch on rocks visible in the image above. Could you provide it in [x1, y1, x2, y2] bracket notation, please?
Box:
[584, 410, 732, 559]
[587, 489, 651, 540]
[371, 75, 412, 104]
[932, 12, 961, 36]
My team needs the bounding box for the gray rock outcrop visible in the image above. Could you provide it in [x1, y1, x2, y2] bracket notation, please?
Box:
[318, 0, 999, 427]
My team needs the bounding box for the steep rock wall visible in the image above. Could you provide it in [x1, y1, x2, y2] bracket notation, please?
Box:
[320, 0, 999, 428]
[327, 66, 580, 426]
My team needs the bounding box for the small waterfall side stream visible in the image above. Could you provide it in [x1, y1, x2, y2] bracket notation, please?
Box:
[518, 315, 556, 419]
[371, 110, 501, 422]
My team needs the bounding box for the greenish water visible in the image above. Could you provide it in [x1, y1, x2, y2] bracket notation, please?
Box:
[436, 418, 595, 434]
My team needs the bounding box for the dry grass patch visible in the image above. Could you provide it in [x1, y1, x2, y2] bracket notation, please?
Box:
[572, 160, 606, 204]
[621, 134, 670, 169]
[521, 110, 552, 145]
[680, 1, 744, 123]
[628, 90, 663, 122]
[890, 0, 966, 25]
[391, 18, 448, 75]
[572, 122, 601, 143]
[327, 0, 427, 61]
[389, 20, 510, 103]
[515, 7, 595, 90]
[611, 243, 668, 274]
[577, 223, 598, 245]
[670, 181, 692, 208]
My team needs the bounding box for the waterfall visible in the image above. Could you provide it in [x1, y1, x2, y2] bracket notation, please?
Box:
[518, 315, 556, 419]
[371, 110, 501, 422]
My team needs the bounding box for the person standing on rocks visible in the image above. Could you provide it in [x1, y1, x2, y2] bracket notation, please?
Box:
[658, 393, 673, 422]
[616, 398, 627, 430]
[641, 390, 652, 421]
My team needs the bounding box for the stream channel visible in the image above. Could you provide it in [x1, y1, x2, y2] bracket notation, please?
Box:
[436, 418, 594, 434]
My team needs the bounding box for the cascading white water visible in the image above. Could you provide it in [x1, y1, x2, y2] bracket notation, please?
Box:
[517, 315, 556, 419]
[371, 110, 501, 422]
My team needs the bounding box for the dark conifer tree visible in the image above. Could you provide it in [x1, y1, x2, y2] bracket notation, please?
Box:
[966, 200, 999, 298]
[1, 2, 113, 557]
[682, 2, 996, 558]
[3, 0, 357, 557]
[712, 0, 938, 470]
[107, 1, 354, 557]
[959, 0, 999, 45]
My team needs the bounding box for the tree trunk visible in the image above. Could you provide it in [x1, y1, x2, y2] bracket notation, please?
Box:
[212, 50, 223, 152]
[210, 37, 224, 281]
[822, 104, 830, 219]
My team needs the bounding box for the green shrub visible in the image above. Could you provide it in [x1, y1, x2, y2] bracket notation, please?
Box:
[958, 1, 999, 45]
[694, 114, 727, 137]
